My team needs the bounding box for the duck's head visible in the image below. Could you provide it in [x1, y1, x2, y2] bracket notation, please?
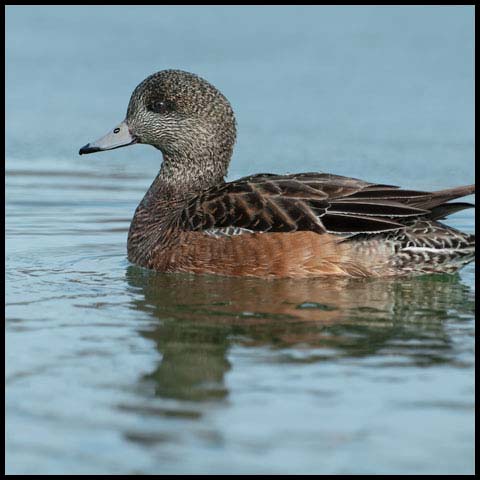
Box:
[79, 70, 237, 185]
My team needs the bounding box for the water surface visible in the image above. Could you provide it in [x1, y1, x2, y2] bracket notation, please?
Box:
[6, 6, 475, 474]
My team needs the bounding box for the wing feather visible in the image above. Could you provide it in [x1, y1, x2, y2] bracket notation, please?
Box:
[180, 173, 474, 236]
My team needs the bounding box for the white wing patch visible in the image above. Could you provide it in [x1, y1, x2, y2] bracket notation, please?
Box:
[203, 227, 255, 238]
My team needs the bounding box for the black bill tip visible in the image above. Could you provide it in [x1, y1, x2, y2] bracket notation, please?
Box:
[79, 143, 101, 155]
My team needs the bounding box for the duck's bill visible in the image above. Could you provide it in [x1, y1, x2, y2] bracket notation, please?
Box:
[79, 120, 137, 155]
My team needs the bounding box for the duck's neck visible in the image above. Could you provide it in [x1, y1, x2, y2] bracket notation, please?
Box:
[143, 148, 231, 206]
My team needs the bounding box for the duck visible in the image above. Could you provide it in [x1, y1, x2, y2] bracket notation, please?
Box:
[79, 69, 475, 278]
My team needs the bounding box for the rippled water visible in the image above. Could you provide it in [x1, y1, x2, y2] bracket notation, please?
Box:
[6, 6, 475, 474]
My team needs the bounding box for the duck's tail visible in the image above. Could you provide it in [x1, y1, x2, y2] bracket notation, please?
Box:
[409, 184, 475, 220]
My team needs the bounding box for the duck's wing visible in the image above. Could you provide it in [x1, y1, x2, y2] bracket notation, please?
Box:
[181, 173, 475, 236]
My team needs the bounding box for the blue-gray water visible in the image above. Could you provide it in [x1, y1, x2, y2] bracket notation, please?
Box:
[5, 6, 475, 475]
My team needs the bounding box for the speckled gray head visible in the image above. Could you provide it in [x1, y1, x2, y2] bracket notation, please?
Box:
[79, 70, 237, 175]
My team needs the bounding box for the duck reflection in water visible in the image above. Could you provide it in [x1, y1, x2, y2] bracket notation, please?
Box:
[125, 267, 474, 403]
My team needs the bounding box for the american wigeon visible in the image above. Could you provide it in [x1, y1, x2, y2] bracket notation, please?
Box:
[79, 70, 475, 277]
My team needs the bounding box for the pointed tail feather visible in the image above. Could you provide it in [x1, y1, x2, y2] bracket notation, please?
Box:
[432, 184, 475, 201]
[410, 184, 475, 212]
[429, 202, 476, 220]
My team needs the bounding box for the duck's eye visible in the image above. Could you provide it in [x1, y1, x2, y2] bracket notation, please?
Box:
[148, 100, 171, 114]
[113, 128, 120, 134]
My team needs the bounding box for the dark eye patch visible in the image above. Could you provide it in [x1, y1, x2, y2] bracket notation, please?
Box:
[147, 98, 175, 114]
